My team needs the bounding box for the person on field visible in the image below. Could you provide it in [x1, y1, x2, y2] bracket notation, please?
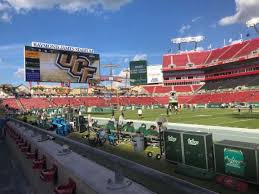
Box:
[237, 104, 241, 114]
[118, 112, 125, 127]
[87, 114, 94, 132]
[112, 109, 115, 117]
[249, 104, 253, 113]
[138, 108, 143, 119]
[174, 105, 178, 114]
[110, 115, 116, 123]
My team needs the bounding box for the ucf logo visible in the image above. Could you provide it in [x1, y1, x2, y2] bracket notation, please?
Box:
[56, 53, 97, 82]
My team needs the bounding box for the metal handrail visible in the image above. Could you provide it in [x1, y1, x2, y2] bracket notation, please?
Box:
[10, 118, 216, 194]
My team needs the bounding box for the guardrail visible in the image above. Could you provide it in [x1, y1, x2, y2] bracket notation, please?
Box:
[10, 118, 216, 194]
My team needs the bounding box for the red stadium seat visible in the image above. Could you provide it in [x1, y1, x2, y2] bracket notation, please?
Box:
[2, 98, 20, 109]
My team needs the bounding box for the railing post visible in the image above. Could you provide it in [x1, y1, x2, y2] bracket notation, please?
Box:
[107, 164, 131, 190]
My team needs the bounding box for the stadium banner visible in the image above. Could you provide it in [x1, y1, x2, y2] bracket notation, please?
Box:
[196, 104, 206, 108]
[123, 106, 132, 110]
[153, 105, 160, 109]
[147, 65, 163, 84]
[24, 45, 100, 83]
[129, 60, 147, 86]
[249, 103, 259, 108]
[207, 103, 221, 108]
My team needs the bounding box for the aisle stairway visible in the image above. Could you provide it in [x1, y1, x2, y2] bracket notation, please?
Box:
[16, 98, 25, 112]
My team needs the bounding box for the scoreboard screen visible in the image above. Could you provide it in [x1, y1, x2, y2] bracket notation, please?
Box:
[24, 46, 100, 83]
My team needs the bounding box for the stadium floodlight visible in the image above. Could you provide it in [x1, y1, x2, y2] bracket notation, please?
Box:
[171, 36, 205, 44]
[246, 17, 259, 34]
[171, 36, 205, 51]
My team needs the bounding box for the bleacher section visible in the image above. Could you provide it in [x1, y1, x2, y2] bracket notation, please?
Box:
[218, 42, 245, 61]
[1, 96, 170, 110]
[2, 90, 259, 109]
[52, 97, 81, 107]
[235, 39, 259, 58]
[143, 86, 156, 94]
[2, 98, 19, 109]
[188, 52, 209, 66]
[20, 98, 54, 110]
[201, 75, 259, 91]
[143, 85, 172, 94]
[179, 90, 259, 104]
[163, 38, 259, 68]
[77, 97, 107, 107]
[172, 54, 188, 67]
[192, 85, 203, 91]
[143, 85, 199, 94]
[174, 85, 192, 92]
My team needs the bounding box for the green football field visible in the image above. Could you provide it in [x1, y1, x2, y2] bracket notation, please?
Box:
[91, 108, 259, 129]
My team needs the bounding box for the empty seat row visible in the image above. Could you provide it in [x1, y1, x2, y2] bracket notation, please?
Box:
[163, 38, 259, 68]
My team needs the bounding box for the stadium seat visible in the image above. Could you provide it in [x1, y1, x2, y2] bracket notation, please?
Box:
[2, 98, 20, 110]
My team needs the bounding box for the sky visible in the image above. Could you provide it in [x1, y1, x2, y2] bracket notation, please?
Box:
[0, 0, 259, 86]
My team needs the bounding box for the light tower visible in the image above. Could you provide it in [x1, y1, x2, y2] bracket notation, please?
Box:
[171, 35, 205, 51]
[102, 64, 120, 90]
[246, 17, 259, 35]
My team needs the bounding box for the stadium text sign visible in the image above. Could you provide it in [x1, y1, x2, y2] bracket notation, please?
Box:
[147, 65, 163, 84]
[32, 42, 94, 53]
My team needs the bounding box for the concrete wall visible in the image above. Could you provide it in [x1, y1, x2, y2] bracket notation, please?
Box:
[5, 121, 154, 194]
[0, 118, 6, 137]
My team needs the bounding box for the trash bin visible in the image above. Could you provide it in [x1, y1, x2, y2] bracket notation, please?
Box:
[132, 134, 144, 152]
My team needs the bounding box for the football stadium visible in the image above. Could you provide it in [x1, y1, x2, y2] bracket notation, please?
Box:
[1, 1, 259, 194]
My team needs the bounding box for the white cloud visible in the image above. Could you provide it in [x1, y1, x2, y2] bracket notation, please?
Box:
[0, 2, 10, 11]
[0, 2, 11, 22]
[14, 67, 24, 79]
[196, 47, 204, 51]
[1, 12, 11, 22]
[132, 54, 147, 61]
[192, 16, 202, 23]
[0, 0, 132, 22]
[123, 57, 129, 64]
[2, 0, 132, 13]
[179, 24, 191, 34]
[219, 0, 259, 26]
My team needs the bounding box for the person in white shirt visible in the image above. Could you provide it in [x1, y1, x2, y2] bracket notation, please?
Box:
[87, 114, 92, 129]
[110, 115, 116, 123]
[138, 108, 143, 119]
[118, 112, 125, 127]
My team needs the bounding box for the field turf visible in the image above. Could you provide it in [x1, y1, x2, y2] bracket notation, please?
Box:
[91, 108, 259, 129]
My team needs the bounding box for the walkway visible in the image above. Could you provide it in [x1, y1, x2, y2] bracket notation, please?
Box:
[0, 136, 33, 194]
